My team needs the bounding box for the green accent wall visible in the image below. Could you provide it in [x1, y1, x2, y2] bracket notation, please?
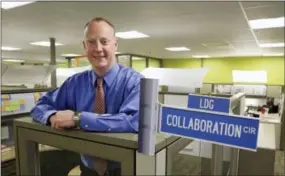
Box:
[2, 61, 22, 65]
[57, 62, 68, 68]
[163, 59, 201, 68]
[162, 56, 284, 85]
[77, 59, 90, 67]
[132, 57, 146, 72]
[149, 58, 161, 68]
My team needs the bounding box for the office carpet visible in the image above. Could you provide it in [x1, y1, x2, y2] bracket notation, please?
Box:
[171, 154, 202, 175]
[274, 150, 285, 176]
[171, 151, 284, 176]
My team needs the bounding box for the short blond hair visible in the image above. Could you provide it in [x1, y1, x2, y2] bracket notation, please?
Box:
[84, 17, 115, 31]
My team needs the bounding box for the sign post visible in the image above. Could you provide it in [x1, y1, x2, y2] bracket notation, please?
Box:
[138, 78, 159, 156]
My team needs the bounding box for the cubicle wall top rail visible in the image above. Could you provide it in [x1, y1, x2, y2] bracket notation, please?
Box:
[116, 53, 163, 61]
[13, 117, 180, 153]
[1, 88, 53, 94]
[159, 91, 189, 96]
[159, 91, 267, 99]
[1, 113, 30, 124]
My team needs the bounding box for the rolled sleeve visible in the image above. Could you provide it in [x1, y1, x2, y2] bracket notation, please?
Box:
[43, 110, 57, 125]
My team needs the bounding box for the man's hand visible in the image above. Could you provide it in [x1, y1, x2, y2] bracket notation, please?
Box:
[49, 110, 76, 130]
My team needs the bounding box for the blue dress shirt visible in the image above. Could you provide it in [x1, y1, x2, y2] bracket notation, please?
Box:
[30, 63, 144, 170]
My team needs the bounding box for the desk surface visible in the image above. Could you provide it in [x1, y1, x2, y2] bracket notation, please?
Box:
[247, 111, 281, 124]
[14, 117, 180, 152]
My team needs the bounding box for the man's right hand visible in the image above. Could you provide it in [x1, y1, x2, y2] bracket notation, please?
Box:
[49, 110, 76, 130]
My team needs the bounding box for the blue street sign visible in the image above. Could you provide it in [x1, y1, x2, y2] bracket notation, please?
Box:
[159, 105, 260, 151]
[188, 94, 230, 113]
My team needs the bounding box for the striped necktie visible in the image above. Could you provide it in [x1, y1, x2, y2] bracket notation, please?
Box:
[93, 78, 108, 176]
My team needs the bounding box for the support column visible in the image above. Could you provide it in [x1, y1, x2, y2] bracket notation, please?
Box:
[50, 37, 57, 88]
[201, 57, 204, 68]
[146, 57, 149, 68]
[67, 57, 72, 68]
[280, 85, 285, 150]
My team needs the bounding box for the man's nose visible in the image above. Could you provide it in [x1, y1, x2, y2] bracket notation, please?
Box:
[94, 42, 103, 52]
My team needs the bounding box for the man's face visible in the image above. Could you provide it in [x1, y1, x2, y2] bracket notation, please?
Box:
[83, 21, 118, 72]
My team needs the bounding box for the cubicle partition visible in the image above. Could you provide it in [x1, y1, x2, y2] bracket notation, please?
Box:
[1, 89, 51, 142]
[5, 88, 194, 176]
[1, 89, 54, 176]
[13, 117, 193, 175]
[8, 83, 284, 175]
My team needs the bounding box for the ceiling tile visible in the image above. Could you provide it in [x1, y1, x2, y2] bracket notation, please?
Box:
[254, 28, 285, 43]
[241, 1, 284, 9]
[245, 3, 284, 20]
[1, 1, 283, 60]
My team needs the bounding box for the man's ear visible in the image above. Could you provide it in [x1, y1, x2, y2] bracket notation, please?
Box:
[115, 38, 118, 48]
[82, 40, 86, 50]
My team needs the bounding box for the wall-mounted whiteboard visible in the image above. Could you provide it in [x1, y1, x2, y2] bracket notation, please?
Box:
[232, 70, 267, 84]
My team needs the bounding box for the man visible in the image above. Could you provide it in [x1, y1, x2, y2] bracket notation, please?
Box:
[30, 17, 143, 176]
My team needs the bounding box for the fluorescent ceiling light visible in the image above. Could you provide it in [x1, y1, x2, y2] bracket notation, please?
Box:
[165, 47, 190, 51]
[61, 54, 81, 57]
[2, 59, 24, 62]
[1, 1, 36, 10]
[115, 31, 149, 39]
[259, 43, 284, 48]
[30, 41, 63, 47]
[115, 52, 121, 54]
[249, 17, 284, 29]
[1, 46, 21, 51]
[192, 55, 210, 58]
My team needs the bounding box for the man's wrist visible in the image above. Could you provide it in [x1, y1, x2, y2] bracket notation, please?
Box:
[73, 111, 82, 127]
[47, 112, 57, 125]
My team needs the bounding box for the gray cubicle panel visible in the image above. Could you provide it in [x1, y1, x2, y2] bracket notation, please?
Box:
[200, 83, 213, 94]
[13, 117, 193, 176]
[267, 85, 282, 98]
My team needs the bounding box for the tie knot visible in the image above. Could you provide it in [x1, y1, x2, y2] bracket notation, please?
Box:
[96, 78, 103, 87]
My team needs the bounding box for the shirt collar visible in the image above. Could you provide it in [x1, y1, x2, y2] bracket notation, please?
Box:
[91, 63, 119, 87]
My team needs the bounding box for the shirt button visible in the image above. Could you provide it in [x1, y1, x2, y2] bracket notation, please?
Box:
[85, 125, 88, 128]
[108, 128, 111, 131]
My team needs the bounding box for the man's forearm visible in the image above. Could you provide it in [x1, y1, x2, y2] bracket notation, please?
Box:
[31, 105, 57, 125]
[78, 111, 139, 132]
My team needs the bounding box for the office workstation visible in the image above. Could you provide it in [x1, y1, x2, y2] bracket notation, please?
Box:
[1, 1, 284, 176]
[2, 65, 284, 176]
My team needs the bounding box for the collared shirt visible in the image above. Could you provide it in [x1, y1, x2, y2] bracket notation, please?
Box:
[30, 63, 143, 170]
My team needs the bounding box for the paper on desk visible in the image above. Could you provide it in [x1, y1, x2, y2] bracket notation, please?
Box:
[141, 67, 209, 88]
